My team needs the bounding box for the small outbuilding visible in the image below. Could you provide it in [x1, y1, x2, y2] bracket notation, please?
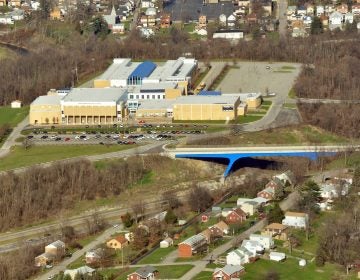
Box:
[160, 237, 173, 248]
[11, 100, 22, 108]
[269, 251, 286, 262]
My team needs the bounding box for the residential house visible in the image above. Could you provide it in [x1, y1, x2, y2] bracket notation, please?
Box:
[306, 4, 314, 15]
[9, 9, 24, 21]
[219, 13, 227, 25]
[241, 239, 265, 255]
[34, 252, 54, 267]
[316, 5, 325, 16]
[211, 221, 230, 236]
[160, 237, 173, 248]
[160, 13, 171, 28]
[127, 265, 158, 280]
[303, 16, 313, 26]
[213, 264, 245, 280]
[249, 234, 273, 250]
[257, 187, 275, 200]
[178, 234, 207, 257]
[125, 232, 134, 242]
[64, 266, 96, 280]
[297, 6, 307, 16]
[247, 13, 257, 23]
[222, 208, 233, 218]
[287, 5, 297, 16]
[262, 0, 273, 16]
[200, 229, 212, 244]
[237, 0, 250, 6]
[344, 12, 353, 23]
[50, 7, 63, 20]
[199, 15, 207, 28]
[319, 183, 341, 199]
[325, 5, 335, 14]
[0, 0, 6, 7]
[226, 247, 256, 265]
[269, 251, 286, 262]
[329, 11, 344, 29]
[141, 0, 154, 8]
[212, 206, 222, 217]
[45, 240, 65, 259]
[85, 248, 104, 264]
[274, 170, 295, 186]
[226, 208, 247, 224]
[240, 201, 258, 216]
[11, 100, 22, 108]
[104, 6, 123, 32]
[106, 235, 129, 250]
[282, 212, 309, 229]
[227, 14, 236, 26]
[145, 7, 156, 16]
[352, 4, 360, 15]
[262, 223, 288, 240]
[292, 20, 307, 37]
[320, 14, 329, 27]
[336, 3, 348, 14]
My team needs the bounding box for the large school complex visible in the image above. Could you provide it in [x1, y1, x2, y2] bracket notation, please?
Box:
[29, 57, 262, 125]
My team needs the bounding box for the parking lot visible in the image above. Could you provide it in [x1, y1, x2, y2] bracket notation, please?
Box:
[217, 62, 302, 96]
[164, 0, 234, 21]
[25, 128, 206, 145]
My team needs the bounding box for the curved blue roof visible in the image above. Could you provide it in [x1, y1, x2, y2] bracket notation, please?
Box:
[128, 61, 156, 79]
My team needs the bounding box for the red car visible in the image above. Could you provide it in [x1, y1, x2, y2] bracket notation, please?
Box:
[64, 137, 71, 142]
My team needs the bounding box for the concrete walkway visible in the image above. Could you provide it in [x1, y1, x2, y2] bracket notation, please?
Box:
[0, 115, 29, 158]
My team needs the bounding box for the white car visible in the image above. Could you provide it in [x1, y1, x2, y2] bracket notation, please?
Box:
[75, 135, 80, 139]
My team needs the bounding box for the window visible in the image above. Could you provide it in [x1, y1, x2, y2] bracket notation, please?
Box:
[152, 95, 155, 99]
[141, 95, 144, 99]
[129, 95, 133, 99]
[157, 95, 161, 99]
[136, 95, 139, 99]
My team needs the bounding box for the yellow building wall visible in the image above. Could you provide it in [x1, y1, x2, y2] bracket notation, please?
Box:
[177, 81, 188, 95]
[237, 105, 247, 116]
[94, 80, 111, 88]
[173, 103, 238, 121]
[136, 108, 168, 118]
[63, 105, 117, 117]
[165, 88, 183, 99]
[246, 98, 261, 109]
[30, 105, 62, 125]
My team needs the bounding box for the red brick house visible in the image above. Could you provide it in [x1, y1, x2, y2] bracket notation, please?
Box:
[127, 265, 158, 280]
[226, 208, 247, 224]
[213, 264, 245, 280]
[178, 234, 207, 258]
[257, 187, 275, 200]
[209, 221, 230, 237]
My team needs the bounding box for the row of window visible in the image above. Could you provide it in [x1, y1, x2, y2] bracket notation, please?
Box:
[128, 94, 165, 100]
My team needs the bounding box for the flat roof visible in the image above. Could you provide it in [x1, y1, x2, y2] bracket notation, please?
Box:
[62, 88, 127, 103]
[31, 95, 62, 106]
[97, 58, 140, 81]
[137, 99, 175, 110]
[174, 95, 239, 105]
[224, 93, 262, 100]
[146, 57, 197, 82]
[128, 61, 157, 80]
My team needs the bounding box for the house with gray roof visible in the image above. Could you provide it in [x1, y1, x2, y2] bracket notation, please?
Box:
[127, 265, 158, 280]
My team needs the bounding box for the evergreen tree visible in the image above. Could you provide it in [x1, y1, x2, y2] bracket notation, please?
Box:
[267, 203, 284, 223]
[311, 16, 323, 34]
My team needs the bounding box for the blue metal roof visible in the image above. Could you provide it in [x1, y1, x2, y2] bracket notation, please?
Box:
[128, 61, 156, 79]
[198, 90, 222, 96]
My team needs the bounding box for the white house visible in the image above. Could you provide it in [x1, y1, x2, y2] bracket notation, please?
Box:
[227, 14, 236, 27]
[9, 9, 24, 20]
[11, 100, 22, 108]
[249, 234, 274, 250]
[221, 208, 233, 217]
[352, 4, 360, 15]
[329, 11, 342, 25]
[303, 16, 313, 26]
[141, 0, 154, 8]
[287, 5, 297, 16]
[241, 239, 265, 255]
[306, 5, 314, 15]
[64, 266, 95, 280]
[0, 15, 14, 25]
[219, 14, 227, 25]
[241, 201, 258, 216]
[160, 237, 173, 248]
[269, 251, 286, 262]
[282, 212, 309, 229]
[344, 12, 353, 23]
[226, 247, 255, 265]
[316, 5, 324, 16]
[145, 7, 156, 16]
[325, 5, 335, 14]
[297, 6, 307, 16]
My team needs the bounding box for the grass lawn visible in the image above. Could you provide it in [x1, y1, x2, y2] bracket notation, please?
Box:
[0, 106, 29, 126]
[137, 246, 176, 264]
[230, 115, 263, 124]
[192, 271, 213, 280]
[0, 144, 136, 171]
[243, 258, 357, 280]
[288, 88, 297, 99]
[326, 151, 360, 169]
[113, 265, 194, 280]
[283, 103, 297, 109]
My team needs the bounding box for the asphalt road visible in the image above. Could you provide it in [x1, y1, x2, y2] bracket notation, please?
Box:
[278, 0, 288, 37]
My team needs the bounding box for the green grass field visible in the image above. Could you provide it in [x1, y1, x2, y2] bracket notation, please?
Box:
[242, 258, 356, 280]
[0, 106, 29, 127]
[137, 246, 176, 264]
[192, 271, 213, 280]
[0, 144, 136, 171]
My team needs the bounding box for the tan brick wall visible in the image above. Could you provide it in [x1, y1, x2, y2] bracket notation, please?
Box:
[30, 104, 62, 125]
[94, 80, 111, 88]
[165, 88, 183, 99]
[178, 244, 192, 258]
